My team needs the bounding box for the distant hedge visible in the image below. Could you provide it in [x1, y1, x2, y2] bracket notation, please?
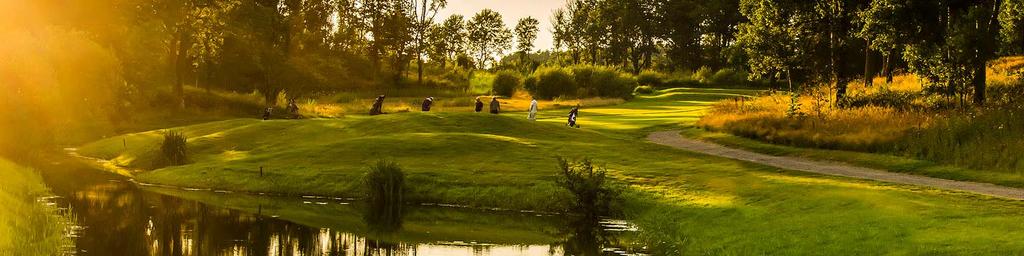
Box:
[524, 65, 637, 100]
[492, 71, 521, 97]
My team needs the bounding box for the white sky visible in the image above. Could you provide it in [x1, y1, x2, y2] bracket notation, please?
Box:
[436, 0, 565, 51]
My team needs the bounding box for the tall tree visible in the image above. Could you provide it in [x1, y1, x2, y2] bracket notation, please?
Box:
[410, 0, 447, 85]
[427, 14, 467, 69]
[466, 9, 512, 69]
[188, 1, 238, 93]
[514, 16, 540, 67]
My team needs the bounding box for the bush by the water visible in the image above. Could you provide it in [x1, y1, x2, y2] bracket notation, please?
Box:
[492, 71, 521, 97]
[364, 160, 405, 206]
[159, 131, 188, 166]
[556, 158, 620, 217]
[524, 65, 637, 100]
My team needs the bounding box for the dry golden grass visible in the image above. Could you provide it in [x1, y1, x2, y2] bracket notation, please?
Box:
[698, 86, 934, 151]
[298, 93, 624, 118]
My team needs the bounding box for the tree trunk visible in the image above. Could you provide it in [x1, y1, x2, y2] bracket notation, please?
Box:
[973, 60, 986, 105]
[174, 30, 191, 109]
[864, 40, 873, 87]
[417, 40, 423, 86]
[786, 68, 794, 92]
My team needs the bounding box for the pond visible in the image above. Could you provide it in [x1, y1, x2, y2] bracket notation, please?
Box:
[35, 157, 648, 256]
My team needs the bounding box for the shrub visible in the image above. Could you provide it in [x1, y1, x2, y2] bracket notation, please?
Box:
[526, 65, 639, 99]
[693, 66, 714, 83]
[708, 68, 749, 86]
[636, 70, 664, 87]
[363, 160, 405, 233]
[159, 131, 187, 166]
[574, 66, 637, 99]
[662, 77, 701, 88]
[526, 67, 576, 100]
[364, 160, 405, 206]
[492, 71, 521, 97]
[556, 157, 620, 217]
[634, 85, 656, 95]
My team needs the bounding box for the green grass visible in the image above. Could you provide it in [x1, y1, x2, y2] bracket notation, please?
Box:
[0, 158, 74, 256]
[78, 88, 1024, 254]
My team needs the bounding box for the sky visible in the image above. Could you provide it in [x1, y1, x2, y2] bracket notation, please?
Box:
[436, 0, 565, 51]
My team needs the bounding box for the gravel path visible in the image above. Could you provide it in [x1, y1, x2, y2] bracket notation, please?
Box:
[648, 131, 1024, 200]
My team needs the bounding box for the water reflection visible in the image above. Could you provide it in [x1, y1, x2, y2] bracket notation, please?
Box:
[36, 158, 645, 256]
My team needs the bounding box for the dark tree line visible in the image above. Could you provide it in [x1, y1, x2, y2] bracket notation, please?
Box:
[15, 0, 1024, 108]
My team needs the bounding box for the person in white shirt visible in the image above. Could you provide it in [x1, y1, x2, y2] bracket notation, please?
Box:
[527, 98, 538, 121]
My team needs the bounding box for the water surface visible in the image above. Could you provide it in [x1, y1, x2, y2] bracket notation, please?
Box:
[36, 158, 644, 256]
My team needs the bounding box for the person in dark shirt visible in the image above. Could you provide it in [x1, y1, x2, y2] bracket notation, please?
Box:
[489, 97, 501, 114]
[421, 97, 434, 112]
[567, 105, 579, 128]
[262, 107, 272, 120]
[369, 95, 386, 115]
[474, 97, 484, 113]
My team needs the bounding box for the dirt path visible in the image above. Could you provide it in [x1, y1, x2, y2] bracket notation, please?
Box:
[648, 131, 1024, 200]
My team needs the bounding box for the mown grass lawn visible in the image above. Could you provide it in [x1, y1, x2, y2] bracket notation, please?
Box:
[78, 88, 1024, 254]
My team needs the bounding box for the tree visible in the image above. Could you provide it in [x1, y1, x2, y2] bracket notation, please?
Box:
[364, 0, 415, 85]
[856, 0, 907, 85]
[466, 9, 512, 69]
[736, 0, 809, 91]
[1000, 0, 1024, 54]
[410, 0, 447, 85]
[187, 1, 238, 93]
[515, 16, 540, 67]
[427, 14, 467, 69]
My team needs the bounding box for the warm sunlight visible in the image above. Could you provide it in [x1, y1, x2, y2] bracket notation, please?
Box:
[3, 0, 1024, 255]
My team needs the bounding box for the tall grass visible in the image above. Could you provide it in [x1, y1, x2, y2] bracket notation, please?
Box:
[364, 160, 405, 206]
[557, 158, 620, 218]
[701, 60, 1024, 174]
[898, 105, 1024, 173]
[158, 131, 188, 167]
[0, 159, 74, 256]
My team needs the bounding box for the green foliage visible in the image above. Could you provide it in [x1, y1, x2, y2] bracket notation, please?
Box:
[525, 67, 577, 100]
[467, 9, 513, 68]
[159, 131, 188, 167]
[491, 71, 521, 96]
[693, 66, 715, 83]
[364, 160, 406, 206]
[633, 85, 656, 95]
[786, 93, 803, 118]
[709, 68, 750, 86]
[556, 158, 619, 217]
[524, 65, 636, 100]
[635, 70, 664, 87]
[570, 65, 638, 99]
[514, 17, 540, 54]
[0, 159, 74, 256]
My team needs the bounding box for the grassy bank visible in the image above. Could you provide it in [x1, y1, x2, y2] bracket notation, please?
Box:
[78, 88, 1024, 254]
[0, 159, 74, 256]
